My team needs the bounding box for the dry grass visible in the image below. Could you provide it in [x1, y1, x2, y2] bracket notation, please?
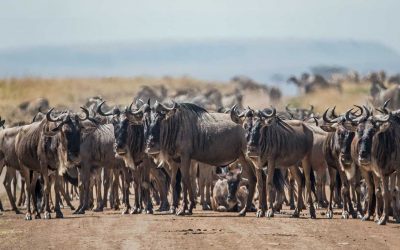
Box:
[287, 81, 371, 114]
[0, 77, 371, 123]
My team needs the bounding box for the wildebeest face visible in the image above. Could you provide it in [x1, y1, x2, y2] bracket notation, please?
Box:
[336, 125, 355, 166]
[226, 171, 241, 202]
[112, 114, 129, 156]
[145, 111, 165, 154]
[246, 118, 263, 157]
[356, 120, 378, 165]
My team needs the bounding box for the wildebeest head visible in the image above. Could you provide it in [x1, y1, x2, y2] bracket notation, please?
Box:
[220, 167, 248, 203]
[345, 105, 392, 166]
[144, 101, 178, 155]
[97, 100, 148, 157]
[246, 108, 276, 158]
[230, 105, 256, 151]
[320, 107, 356, 167]
[44, 107, 96, 165]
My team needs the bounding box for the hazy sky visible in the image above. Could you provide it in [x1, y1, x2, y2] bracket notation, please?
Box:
[1, 0, 399, 51]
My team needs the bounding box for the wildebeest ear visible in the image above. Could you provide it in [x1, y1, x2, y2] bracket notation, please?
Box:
[0, 118, 5, 129]
[319, 124, 337, 132]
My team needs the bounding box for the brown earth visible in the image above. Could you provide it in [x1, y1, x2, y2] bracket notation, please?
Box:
[0, 198, 399, 250]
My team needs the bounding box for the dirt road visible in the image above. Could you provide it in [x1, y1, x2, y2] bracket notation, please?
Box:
[1, 202, 399, 250]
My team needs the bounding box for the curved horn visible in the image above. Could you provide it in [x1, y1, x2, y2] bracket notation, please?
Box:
[322, 108, 337, 123]
[363, 105, 371, 119]
[78, 107, 90, 121]
[309, 105, 314, 113]
[46, 108, 63, 122]
[261, 107, 276, 118]
[96, 101, 113, 116]
[159, 101, 178, 111]
[352, 105, 364, 117]
[345, 108, 355, 122]
[330, 106, 339, 118]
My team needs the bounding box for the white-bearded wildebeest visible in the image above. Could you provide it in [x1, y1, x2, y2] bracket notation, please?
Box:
[142, 101, 257, 216]
[233, 107, 316, 218]
[97, 101, 170, 214]
[14, 108, 95, 220]
[344, 105, 400, 225]
[319, 107, 362, 219]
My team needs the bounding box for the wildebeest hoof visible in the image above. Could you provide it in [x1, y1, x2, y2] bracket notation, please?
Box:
[238, 208, 246, 216]
[15, 209, 22, 214]
[357, 212, 363, 219]
[93, 207, 103, 212]
[185, 209, 192, 215]
[34, 213, 41, 219]
[176, 208, 185, 216]
[169, 207, 176, 214]
[217, 206, 227, 212]
[55, 211, 63, 219]
[146, 209, 154, 215]
[121, 208, 129, 215]
[202, 204, 211, 211]
[292, 209, 300, 218]
[341, 212, 349, 219]
[266, 209, 274, 218]
[290, 205, 296, 210]
[326, 210, 333, 219]
[69, 206, 75, 211]
[44, 211, 51, 219]
[309, 206, 316, 219]
[25, 213, 32, 220]
[361, 214, 370, 221]
[377, 216, 387, 225]
[256, 210, 265, 218]
[131, 207, 140, 214]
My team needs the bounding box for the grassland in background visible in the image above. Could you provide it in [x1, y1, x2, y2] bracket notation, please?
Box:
[0, 77, 370, 123]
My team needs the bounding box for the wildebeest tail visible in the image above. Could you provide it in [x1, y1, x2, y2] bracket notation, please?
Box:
[310, 170, 316, 196]
[335, 171, 342, 197]
[273, 169, 286, 193]
[160, 167, 171, 189]
[63, 172, 78, 186]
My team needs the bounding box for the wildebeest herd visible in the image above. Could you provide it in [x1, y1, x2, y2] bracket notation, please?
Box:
[1, 87, 400, 227]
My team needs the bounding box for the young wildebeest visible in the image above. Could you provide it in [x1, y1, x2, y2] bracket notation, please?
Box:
[97, 101, 170, 214]
[142, 101, 257, 216]
[319, 107, 362, 219]
[232, 107, 315, 218]
[344, 105, 400, 225]
[212, 167, 248, 212]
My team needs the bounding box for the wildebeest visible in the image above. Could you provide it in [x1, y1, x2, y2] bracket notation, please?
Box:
[319, 107, 361, 219]
[231, 106, 315, 218]
[344, 105, 400, 225]
[142, 101, 256, 216]
[212, 167, 248, 212]
[97, 101, 170, 214]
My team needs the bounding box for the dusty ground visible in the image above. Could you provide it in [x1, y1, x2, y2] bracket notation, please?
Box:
[0, 195, 399, 250]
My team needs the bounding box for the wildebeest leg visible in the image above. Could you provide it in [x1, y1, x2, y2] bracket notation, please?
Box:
[58, 177, 75, 210]
[102, 167, 111, 210]
[121, 169, 131, 215]
[93, 169, 103, 212]
[326, 167, 336, 219]
[141, 165, 153, 214]
[255, 167, 266, 217]
[176, 157, 195, 216]
[149, 167, 169, 212]
[75, 165, 90, 214]
[265, 161, 276, 218]
[360, 169, 374, 221]
[21, 168, 33, 220]
[41, 168, 52, 219]
[17, 177, 26, 207]
[131, 169, 141, 214]
[4, 168, 21, 214]
[112, 169, 121, 210]
[30, 172, 42, 219]
[205, 180, 212, 210]
[288, 170, 296, 210]
[302, 159, 316, 219]
[377, 174, 389, 225]
[289, 165, 303, 217]
[338, 170, 351, 219]
[373, 174, 383, 222]
[53, 174, 63, 218]
[238, 155, 256, 216]
[168, 164, 179, 214]
[353, 167, 363, 219]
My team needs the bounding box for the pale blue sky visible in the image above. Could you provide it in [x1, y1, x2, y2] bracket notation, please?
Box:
[1, 0, 399, 51]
